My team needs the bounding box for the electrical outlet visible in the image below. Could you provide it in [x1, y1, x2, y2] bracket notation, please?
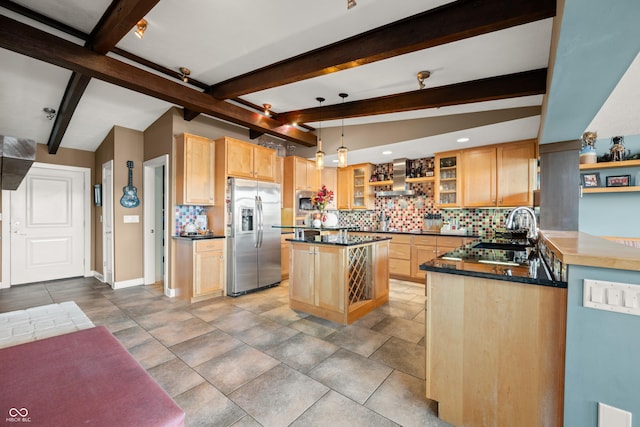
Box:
[584, 279, 640, 317]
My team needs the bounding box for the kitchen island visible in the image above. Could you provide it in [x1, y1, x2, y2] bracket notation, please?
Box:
[287, 233, 391, 324]
[420, 237, 567, 427]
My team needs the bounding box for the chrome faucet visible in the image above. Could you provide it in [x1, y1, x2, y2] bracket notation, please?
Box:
[505, 206, 538, 241]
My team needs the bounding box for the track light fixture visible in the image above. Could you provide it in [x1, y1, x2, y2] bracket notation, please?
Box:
[315, 97, 325, 170]
[263, 103, 272, 117]
[179, 67, 190, 83]
[417, 70, 431, 89]
[337, 93, 349, 168]
[43, 107, 56, 120]
[134, 19, 147, 39]
[347, 0, 357, 10]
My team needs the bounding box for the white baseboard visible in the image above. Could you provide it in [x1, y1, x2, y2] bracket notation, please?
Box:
[93, 272, 105, 283]
[112, 277, 144, 289]
[0, 281, 7, 289]
[165, 287, 178, 298]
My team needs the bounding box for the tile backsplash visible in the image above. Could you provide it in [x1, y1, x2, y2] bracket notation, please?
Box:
[174, 205, 206, 235]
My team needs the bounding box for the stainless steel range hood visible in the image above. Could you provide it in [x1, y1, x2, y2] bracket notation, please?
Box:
[375, 158, 415, 197]
[0, 135, 36, 190]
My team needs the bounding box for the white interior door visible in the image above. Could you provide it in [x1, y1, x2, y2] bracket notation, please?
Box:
[102, 161, 114, 286]
[10, 165, 85, 285]
[143, 155, 169, 295]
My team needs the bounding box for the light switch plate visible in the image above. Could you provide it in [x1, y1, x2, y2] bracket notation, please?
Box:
[123, 215, 139, 223]
[584, 279, 640, 317]
[598, 402, 632, 427]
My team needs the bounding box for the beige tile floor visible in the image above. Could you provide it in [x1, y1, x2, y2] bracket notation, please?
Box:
[0, 277, 452, 427]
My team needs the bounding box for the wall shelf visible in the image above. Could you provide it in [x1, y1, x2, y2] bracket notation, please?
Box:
[582, 186, 640, 194]
[579, 159, 640, 170]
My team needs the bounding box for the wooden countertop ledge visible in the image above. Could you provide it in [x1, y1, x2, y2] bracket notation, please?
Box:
[539, 230, 640, 271]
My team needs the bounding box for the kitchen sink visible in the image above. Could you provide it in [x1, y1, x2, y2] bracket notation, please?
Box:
[473, 242, 532, 251]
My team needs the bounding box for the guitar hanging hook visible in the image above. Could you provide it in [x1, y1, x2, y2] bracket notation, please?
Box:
[120, 160, 140, 208]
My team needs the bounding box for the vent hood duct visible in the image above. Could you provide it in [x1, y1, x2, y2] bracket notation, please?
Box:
[0, 135, 36, 190]
[375, 158, 415, 197]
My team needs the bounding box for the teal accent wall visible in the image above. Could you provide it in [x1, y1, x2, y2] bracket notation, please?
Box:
[564, 265, 640, 426]
[540, 0, 640, 144]
[579, 135, 640, 237]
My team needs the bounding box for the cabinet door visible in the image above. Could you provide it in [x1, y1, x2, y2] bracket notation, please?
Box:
[497, 140, 536, 206]
[194, 249, 224, 296]
[177, 134, 215, 205]
[351, 164, 373, 209]
[435, 152, 461, 207]
[290, 244, 315, 304]
[411, 244, 438, 279]
[253, 145, 276, 182]
[337, 167, 351, 209]
[321, 167, 338, 209]
[281, 241, 290, 279]
[226, 140, 254, 179]
[315, 246, 344, 312]
[306, 160, 321, 191]
[462, 146, 497, 207]
[293, 157, 308, 190]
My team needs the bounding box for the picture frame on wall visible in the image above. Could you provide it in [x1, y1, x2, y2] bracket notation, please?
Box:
[605, 174, 631, 187]
[580, 172, 601, 188]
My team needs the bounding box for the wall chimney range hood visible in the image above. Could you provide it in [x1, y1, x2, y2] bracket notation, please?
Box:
[375, 158, 415, 197]
[0, 135, 36, 190]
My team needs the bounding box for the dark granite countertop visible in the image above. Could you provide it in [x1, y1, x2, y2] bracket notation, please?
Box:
[352, 229, 481, 238]
[173, 234, 225, 240]
[420, 238, 567, 288]
[287, 235, 392, 247]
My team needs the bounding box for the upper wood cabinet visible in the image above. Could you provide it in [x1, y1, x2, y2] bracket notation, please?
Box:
[321, 167, 338, 210]
[435, 151, 461, 208]
[283, 156, 322, 211]
[462, 139, 537, 207]
[337, 163, 374, 210]
[175, 133, 215, 205]
[221, 137, 276, 182]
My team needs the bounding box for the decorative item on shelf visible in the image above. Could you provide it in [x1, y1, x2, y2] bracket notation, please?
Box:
[315, 97, 325, 170]
[581, 172, 601, 188]
[610, 135, 629, 162]
[579, 131, 598, 164]
[606, 174, 631, 187]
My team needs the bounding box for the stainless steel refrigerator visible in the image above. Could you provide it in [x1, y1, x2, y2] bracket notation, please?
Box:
[226, 178, 281, 296]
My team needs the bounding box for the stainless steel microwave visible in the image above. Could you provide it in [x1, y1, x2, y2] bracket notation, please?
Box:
[295, 190, 314, 216]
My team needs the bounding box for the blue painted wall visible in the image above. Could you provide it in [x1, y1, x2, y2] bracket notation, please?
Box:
[564, 265, 640, 426]
[579, 135, 640, 237]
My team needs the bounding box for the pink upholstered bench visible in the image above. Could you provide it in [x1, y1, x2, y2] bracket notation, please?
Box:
[0, 326, 185, 426]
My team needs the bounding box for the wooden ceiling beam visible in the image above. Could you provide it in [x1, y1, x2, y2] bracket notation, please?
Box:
[45, 0, 160, 154]
[0, 15, 317, 146]
[209, 0, 556, 100]
[278, 69, 548, 124]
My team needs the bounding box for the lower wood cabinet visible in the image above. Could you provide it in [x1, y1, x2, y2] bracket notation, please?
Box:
[281, 234, 290, 279]
[388, 234, 412, 280]
[175, 238, 225, 303]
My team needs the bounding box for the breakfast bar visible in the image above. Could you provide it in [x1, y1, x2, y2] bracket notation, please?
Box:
[287, 231, 391, 324]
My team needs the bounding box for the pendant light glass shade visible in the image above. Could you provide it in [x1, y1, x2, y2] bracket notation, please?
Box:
[316, 139, 325, 170]
[337, 93, 349, 168]
[315, 97, 325, 170]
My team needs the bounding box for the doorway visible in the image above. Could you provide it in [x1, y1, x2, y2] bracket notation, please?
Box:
[1, 163, 91, 287]
[102, 161, 114, 287]
[143, 155, 170, 296]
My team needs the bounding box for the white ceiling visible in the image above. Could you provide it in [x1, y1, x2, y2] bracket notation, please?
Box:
[0, 1, 636, 162]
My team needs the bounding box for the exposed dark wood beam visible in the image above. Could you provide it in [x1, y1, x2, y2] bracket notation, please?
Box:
[47, 73, 92, 154]
[0, 15, 317, 146]
[90, 0, 159, 53]
[46, 0, 160, 153]
[278, 69, 548, 124]
[0, 0, 88, 40]
[209, 0, 555, 100]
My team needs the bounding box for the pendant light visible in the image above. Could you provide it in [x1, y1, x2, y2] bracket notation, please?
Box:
[337, 93, 349, 168]
[315, 97, 325, 170]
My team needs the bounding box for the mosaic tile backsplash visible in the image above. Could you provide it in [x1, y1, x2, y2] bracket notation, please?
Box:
[335, 183, 522, 236]
[174, 205, 206, 235]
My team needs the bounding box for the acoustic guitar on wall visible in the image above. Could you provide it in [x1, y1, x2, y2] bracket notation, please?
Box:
[120, 160, 140, 208]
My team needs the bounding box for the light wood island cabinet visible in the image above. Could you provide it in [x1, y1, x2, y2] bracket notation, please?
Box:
[175, 133, 215, 205]
[175, 238, 225, 302]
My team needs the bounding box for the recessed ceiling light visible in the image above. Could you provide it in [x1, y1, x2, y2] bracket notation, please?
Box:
[332, 159, 339, 163]
[382, 150, 392, 155]
[457, 137, 470, 143]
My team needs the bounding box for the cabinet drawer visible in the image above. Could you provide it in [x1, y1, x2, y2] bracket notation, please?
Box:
[389, 243, 411, 259]
[389, 234, 412, 244]
[389, 258, 411, 276]
[412, 235, 437, 246]
[196, 239, 224, 252]
[437, 236, 466, 248]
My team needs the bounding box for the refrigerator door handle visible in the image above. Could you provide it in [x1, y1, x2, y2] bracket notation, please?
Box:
[254, 196, 259, 248]
[257, 195, 264, 248]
